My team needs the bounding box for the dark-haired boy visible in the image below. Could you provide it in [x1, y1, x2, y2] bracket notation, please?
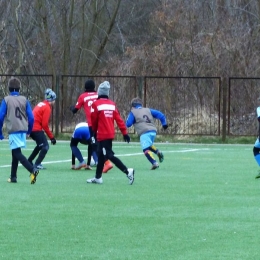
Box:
[0, 77, 39, 184]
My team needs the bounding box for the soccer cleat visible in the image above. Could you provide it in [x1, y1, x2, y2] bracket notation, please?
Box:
[85, 165, 92, 170]
[7, 177, 17, 183]
[36, 164, 46, 170]
[71, 165, 75, 170]
[127, 168, 135, 185]
[75, 161, 87, 170]
[255, 171, 260, 179]
[158, 151, 164, 163]
[151, 163, 159, 170]
[102, 161, 113, 173]
[86, 177, 103, 184]
[30, 169, 39, 184]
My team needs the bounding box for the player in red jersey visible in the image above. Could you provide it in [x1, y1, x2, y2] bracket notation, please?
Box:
[86, 81, 134, 185]
[70, 79, 113, 173]
[27, 89, 57, 170]
[70, 79, 98, 130]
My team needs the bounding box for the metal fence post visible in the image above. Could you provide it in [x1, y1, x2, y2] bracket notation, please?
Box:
[55, 75, 60, 136]
[222, 77, 227, 142]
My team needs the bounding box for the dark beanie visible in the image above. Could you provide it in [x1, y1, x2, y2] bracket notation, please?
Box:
[84, 79, 95, 91]
[8, 77, 21, 92]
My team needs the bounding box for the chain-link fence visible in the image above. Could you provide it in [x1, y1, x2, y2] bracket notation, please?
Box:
[1, 74, 258, 139]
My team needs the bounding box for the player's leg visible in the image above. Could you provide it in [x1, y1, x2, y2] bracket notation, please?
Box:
[8, 150, 19, 183]
[253, 138, 260, 178]
[104, 140, 134, 184]
[84, 143, 93, 170]
[140, 133, 159, 170]
[31, 131, 49, 169]
[149, 142, 164, 162]
[12, 147, 39, 184]
[87, 141, 105, 183]
[9, 133, 39, 184]
[27, 132, 41, 165]
[70, 137, 86, 170]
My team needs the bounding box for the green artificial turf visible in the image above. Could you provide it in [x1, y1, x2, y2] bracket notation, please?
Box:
[0, 141, 259, 260]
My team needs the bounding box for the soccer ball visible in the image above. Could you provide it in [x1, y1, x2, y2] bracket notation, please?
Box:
[90, 157, 97, 167]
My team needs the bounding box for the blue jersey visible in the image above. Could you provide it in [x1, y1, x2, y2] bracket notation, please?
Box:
[72, 122, 91, 140]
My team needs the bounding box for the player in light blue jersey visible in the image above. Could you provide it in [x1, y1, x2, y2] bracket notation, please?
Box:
[126, 97, 168, 170]
[0, 77, 39, 184]
[253, 98, 260, 179]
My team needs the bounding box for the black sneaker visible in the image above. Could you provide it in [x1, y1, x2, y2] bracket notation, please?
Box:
[7, 177, 17, 183]
[158, 151, 164, 163]
[30, 169, 39, 184]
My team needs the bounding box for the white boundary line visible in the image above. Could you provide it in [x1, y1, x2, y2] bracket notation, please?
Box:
[0, 148, 208, 168]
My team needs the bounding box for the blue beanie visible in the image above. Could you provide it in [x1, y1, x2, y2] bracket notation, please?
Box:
[45, 89, 56, 101]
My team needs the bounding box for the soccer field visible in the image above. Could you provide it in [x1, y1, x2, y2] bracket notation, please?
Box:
[0, 141, 259, 260]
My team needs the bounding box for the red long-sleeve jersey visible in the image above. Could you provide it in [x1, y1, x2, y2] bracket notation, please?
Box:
[91, 98, 128, 141]
[75, 91, 98, 126]
[32, 100, 54, 139]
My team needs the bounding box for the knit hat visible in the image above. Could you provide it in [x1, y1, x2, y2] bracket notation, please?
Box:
[98, 81, 110, 96]
[45, 89, 56, 101]
[85, 79, 95, 91]
[8, 77, 21, 92]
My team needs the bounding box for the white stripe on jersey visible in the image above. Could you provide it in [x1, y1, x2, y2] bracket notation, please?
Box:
[83, 94, 98, 102]
[97, 104, 115, 111]
[75, 122, 88, 129]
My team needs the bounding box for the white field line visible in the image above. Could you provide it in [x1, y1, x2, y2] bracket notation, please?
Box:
[0, 148, 208, 168]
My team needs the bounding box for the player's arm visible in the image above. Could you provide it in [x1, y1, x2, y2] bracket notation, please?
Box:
[125, 112, 135, 128]
[70, 95, 83, 114]
[0, 100, 7, 139]
[26, 100, 34, 134]
[150, 108, 168, 129]
[90, 103, 98, 133]
[42, 108, 54, 139]
[0, 100, 7, 130]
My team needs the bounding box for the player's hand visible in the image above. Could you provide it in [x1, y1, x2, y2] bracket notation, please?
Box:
[163, 124, 168, 130]
[123, 134, 130, 143]
[70, 105, 77, 114]
[51, 138, 57, 145]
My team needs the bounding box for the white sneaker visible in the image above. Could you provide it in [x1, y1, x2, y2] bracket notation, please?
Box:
[36, 164, 46, 170]
[86, 177, 103, 184]
[127, 168, 135, 185]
